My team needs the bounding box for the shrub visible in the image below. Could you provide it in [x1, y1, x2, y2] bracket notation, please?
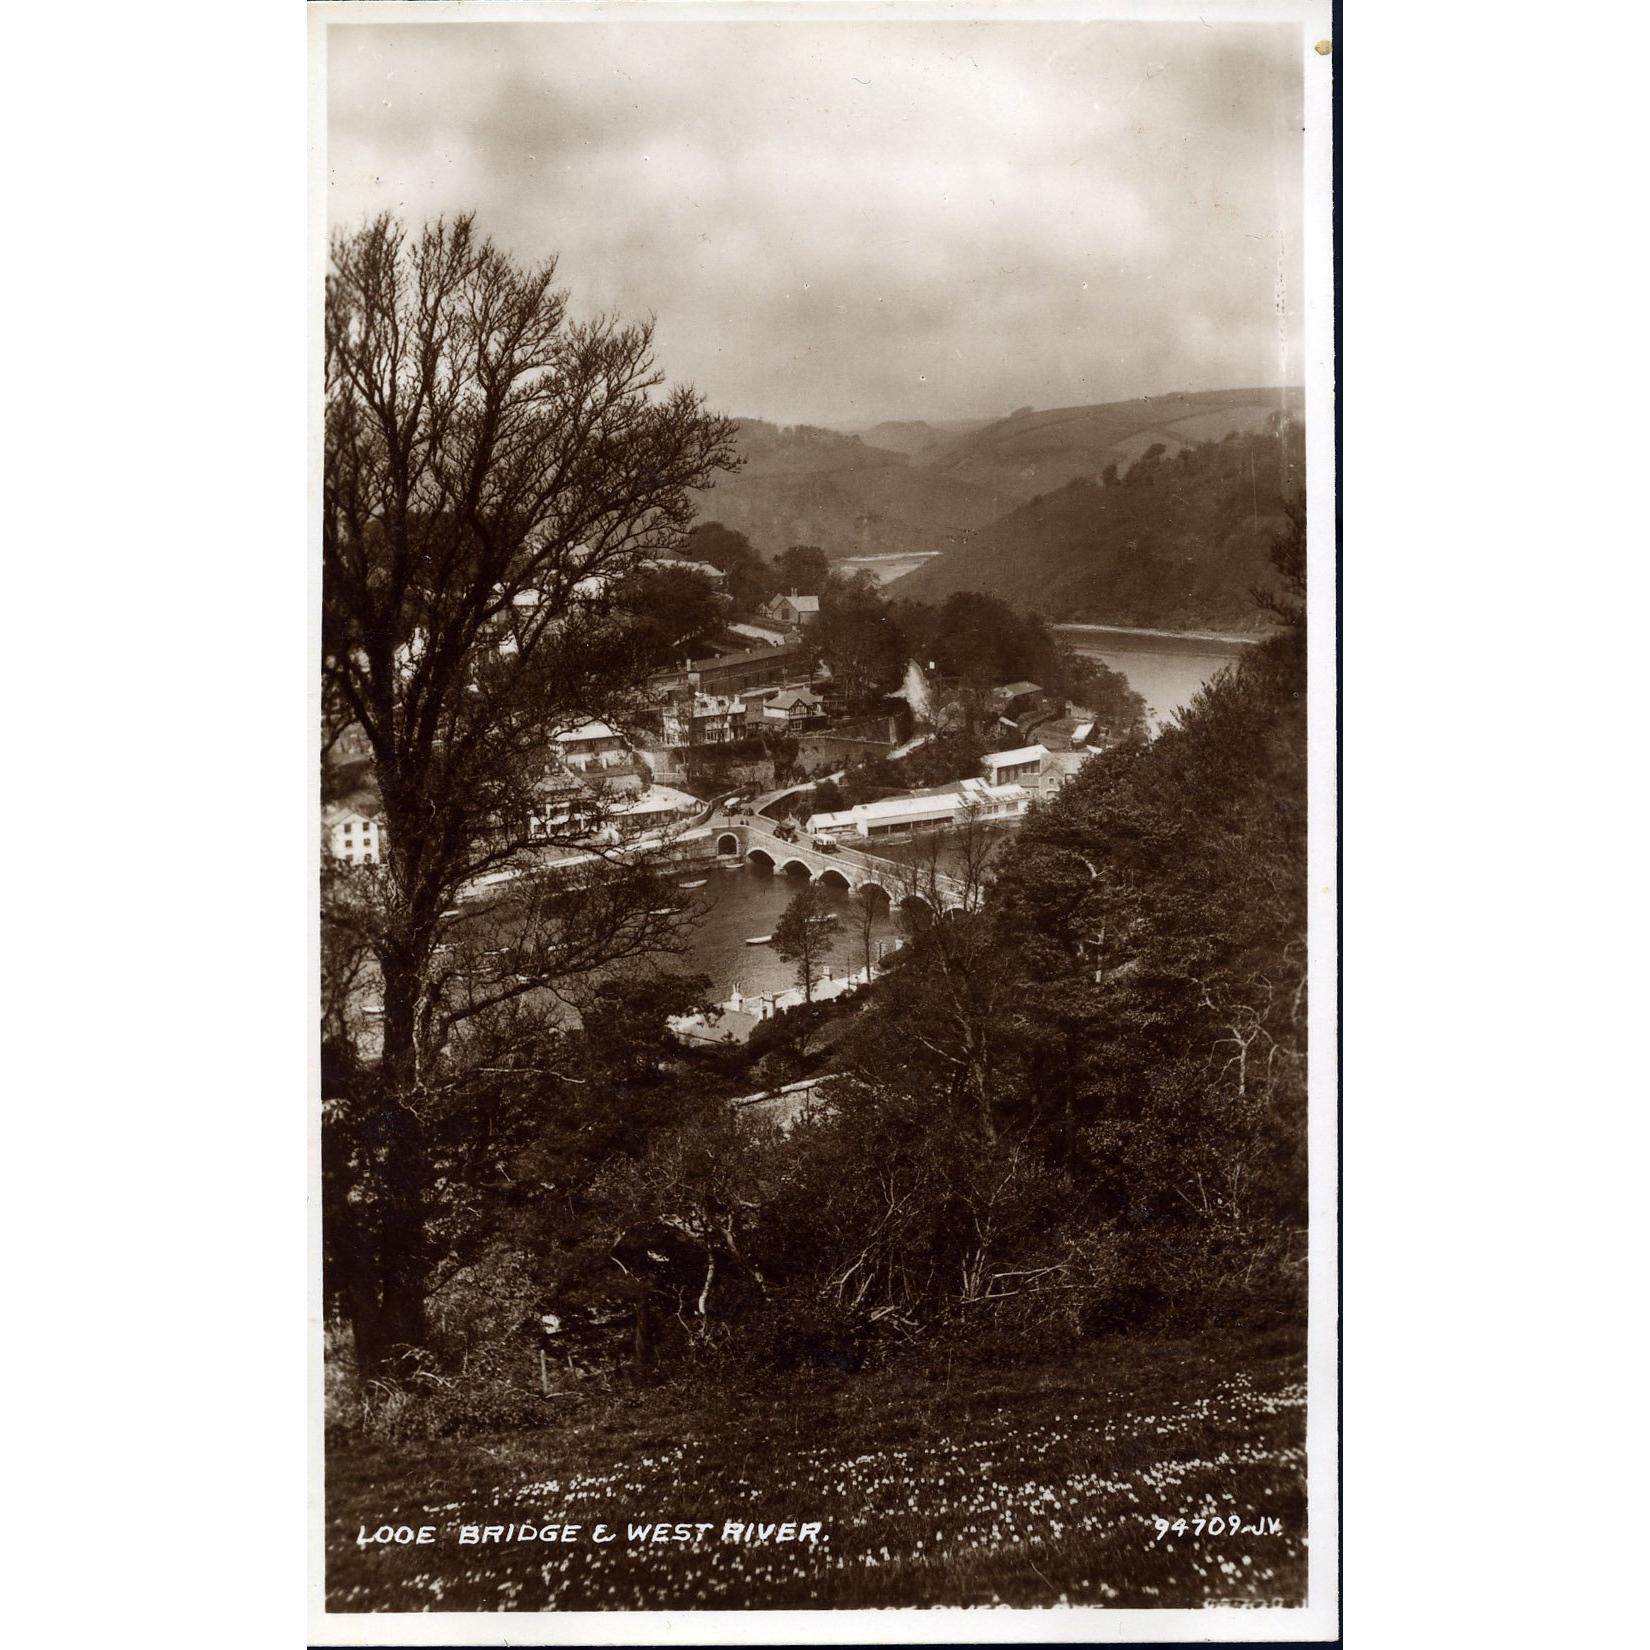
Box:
[358, 1366, 563, 1443]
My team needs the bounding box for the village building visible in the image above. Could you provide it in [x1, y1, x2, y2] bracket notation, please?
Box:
[649, 641, 815, 700]
[324, 802, 385, 866]
[659, 692, 748, 748]
[762, 687, 826, 725]
[978, 743, 1098, 796]
[760, 591, 821, 630]
[527, 773, 602, 842]
[726, 619, 791, 647]
[1034, 749, 1096, 794]
[639, 556, 726, 583]
[805, 776, 1030, 842]
[990, 680, 1048, 721]
[981, 743, 1050, 785]
[600, 784, 702, 838]
[554, 720, 636, 778]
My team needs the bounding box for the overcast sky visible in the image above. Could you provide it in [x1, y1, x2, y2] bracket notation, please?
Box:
[328, 17, 1302, 428]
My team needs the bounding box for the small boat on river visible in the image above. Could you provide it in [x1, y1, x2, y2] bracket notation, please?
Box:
[679, 878, 708, 890]
[745, 934, 772, 946]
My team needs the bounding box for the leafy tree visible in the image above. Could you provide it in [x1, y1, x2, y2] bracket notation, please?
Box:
[617, 562, 728, 667]
[1065, 652, 1150, 743]
[590, 1104, 781, 1345]
[816, 573, 906, 711]
[772, 882, 840, 1006]
[761, 730, 800, 788]
[774, 543, 830, 594]
[889, 422, 1306, 632]
[1251, 490, 1306, 630]
[808, 778, 846, 817]
[322, 213, 737, 1371]
[892, 591, 1067, 694]
[682, 521, 776, 612]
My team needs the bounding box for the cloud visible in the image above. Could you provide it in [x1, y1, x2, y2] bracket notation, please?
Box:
[328, 18, 1302, 425]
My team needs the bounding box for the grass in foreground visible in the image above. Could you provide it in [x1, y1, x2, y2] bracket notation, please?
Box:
[325, 1328, 1307, 1612]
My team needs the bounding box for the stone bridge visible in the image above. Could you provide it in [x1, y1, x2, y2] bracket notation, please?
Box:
[704, 820, 972, 914]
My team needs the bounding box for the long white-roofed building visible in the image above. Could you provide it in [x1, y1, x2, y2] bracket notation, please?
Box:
[805, 777, 1030, 842]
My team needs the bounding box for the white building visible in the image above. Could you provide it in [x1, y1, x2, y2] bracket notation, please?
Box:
[640, 557, 726, 583]
[727, 619, 791, 647]
[1034, 749, 1098, 794]
[805, 777, 1029, 842]
[600, 785, 702, 838]
[762, 687, 825, 724]
[324, 804, 385, 866]
[980, 744, 1050, 785]
[978, 742, 1097, 796]
[554, 720, 634, 777]
[660, 692, 748, 748]
[761, 592, 821, 629]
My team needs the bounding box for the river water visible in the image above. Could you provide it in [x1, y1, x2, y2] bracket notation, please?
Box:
[834, 551, 943, 586]
[1055, 625, 1257, 731]
[667, 858, 904, 1033]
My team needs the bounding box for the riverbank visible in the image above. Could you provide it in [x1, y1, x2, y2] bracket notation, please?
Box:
[1052, 621, 1261, 654]
[669, 956, 884, 1045]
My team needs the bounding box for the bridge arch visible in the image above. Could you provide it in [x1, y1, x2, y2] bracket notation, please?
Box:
[781, 858, 814, 880]
[897, 891, 937, 923]
[818, 867, 852, 889]
[716, 832, 740, 856]
[856, 879, 892, 905]
[746, 847, 776, 872]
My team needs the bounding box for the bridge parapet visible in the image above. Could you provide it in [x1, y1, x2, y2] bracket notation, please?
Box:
[716, 821, 970, 912]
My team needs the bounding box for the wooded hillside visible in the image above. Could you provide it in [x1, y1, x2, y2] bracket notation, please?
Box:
[888, 420, 1304, 631]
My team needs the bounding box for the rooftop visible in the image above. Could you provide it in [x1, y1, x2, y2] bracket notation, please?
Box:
[644, 557, 725, 580]
[612, 785, 699, 817]
[556, 720, 622, 744]
[767, 688, 823, 711]
[982, 744, 1049, 770]
[690, 641, 807, 672]
[854, 792, 967, 824]
[323, 800, 381, 828]
[991, 680, 1043, 699]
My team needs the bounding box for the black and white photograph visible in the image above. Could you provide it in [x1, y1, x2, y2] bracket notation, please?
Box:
[312, 0, 1336, 1638]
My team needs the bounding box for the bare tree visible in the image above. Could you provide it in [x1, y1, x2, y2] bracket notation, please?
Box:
[772, 881, 840, 1006]
[322, 214, 737, 1371]
[850, 887, 883, 985]
[883, 816, 1009, 1140]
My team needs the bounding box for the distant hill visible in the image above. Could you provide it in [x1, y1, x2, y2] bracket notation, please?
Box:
[887, 420, 1304, 633]
[688, 420, 1012, 559]
[690, 390, 1304, 570]
[844, 417, 996, 460]
[920, 387, 1304, 505]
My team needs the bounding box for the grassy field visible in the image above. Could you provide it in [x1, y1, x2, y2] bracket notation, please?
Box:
[325, 1329, 1308, 1613]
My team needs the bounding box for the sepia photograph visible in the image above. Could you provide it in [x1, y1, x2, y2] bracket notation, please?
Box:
[313, 0, 1336, 1638]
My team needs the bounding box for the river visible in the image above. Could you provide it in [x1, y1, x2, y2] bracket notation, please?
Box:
[834, 551, 943, 586]
[1053, 623, 1258, 731]
[667, 857, 904, 1038]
